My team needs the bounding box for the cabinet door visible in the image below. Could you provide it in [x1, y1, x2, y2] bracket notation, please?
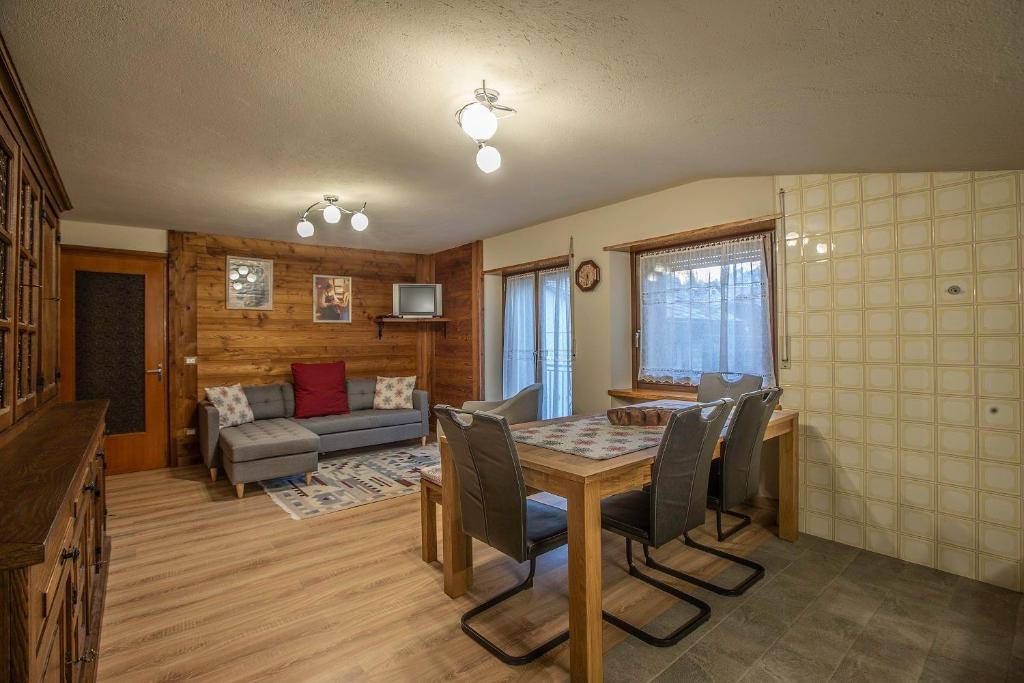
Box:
[40, 206, 58, 400]
[38, 612, 66, 683]
[14, 162, 41, 420]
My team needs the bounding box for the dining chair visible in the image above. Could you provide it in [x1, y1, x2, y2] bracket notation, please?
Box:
[461, 382, 542, 425]
[708, 387, 784, 542]
[695, 372, 762, 402]
[599, 400, 732, 647]
[433, 405, 570, 665]
[641, 389, 783, 598]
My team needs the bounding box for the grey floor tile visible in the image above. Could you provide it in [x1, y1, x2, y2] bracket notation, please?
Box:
[747, 637, 842, 682]
[918, 653, 1006, 682]
[830, 652, 918, 683]
[653, 652, 738, 683]
[1006, 656, 1024, 682]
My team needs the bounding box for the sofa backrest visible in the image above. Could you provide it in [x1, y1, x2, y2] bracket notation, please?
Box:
[347, 378, 377, 411]
[243, 383, 295, 419]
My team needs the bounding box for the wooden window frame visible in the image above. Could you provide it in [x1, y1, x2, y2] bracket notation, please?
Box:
[497, 256, 571, 396]
[628, 218, 779, 394]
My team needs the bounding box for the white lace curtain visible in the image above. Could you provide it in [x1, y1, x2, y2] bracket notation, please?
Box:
[637, 234, 776, 387]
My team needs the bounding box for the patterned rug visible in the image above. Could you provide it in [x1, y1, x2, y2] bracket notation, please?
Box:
[513, 415, 665, 460]
[260, 443, 439, 520]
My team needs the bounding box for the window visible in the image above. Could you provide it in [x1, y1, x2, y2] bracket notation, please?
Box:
[502, 266, 572, 419]
[633, 232, 776, 390]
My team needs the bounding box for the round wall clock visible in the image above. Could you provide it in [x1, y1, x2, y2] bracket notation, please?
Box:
[575, 259, 601, 291]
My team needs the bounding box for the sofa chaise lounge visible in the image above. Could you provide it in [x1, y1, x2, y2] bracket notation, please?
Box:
[200, 379, 429, 497]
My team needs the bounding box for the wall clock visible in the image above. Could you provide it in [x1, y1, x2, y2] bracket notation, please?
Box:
[575, 259, 601, 291]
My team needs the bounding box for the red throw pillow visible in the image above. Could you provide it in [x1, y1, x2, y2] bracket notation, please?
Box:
[291, 361, 350, 418]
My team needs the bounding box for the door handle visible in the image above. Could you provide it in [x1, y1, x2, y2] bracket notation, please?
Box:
[146, 363, 163, 381]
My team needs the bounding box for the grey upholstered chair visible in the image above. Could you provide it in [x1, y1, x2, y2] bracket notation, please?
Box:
[709, 387, 785, 542]
[433, 405, 569, 665]
[599, 400, 732, 647]
[696, 372, 763, 402]
[461, 383, 542, 425]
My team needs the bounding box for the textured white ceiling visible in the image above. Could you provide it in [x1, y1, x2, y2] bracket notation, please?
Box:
[2, 1, 1022, 253]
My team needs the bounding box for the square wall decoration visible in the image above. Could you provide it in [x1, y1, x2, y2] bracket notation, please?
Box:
[313, 274, 352, 323]
[226, 256, 273, 310]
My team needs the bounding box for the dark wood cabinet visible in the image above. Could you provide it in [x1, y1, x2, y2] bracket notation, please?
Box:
[0, 31, 71, 434]
[0, 401, 109, 683]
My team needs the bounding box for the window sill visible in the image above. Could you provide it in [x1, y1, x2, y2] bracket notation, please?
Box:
[608, 388, 698, 402]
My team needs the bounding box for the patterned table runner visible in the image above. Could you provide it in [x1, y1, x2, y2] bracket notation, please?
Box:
[512, 415, 666, 460]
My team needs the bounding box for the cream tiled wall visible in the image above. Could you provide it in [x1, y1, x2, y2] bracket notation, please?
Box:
[777, 171, 1024, 591]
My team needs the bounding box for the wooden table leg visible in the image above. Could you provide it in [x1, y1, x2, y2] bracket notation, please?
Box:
[567, 479, 603, 682]
[777, 414, 799, 542]
[440, 436, 473, 597]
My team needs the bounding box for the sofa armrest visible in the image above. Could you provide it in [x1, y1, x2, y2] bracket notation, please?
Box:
[412, 390, 430, 434]
[198, 401, 221, 469]
[461, 399, 504, 412]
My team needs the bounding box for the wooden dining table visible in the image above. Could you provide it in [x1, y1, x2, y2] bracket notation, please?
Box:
[437, 406, 799, 682]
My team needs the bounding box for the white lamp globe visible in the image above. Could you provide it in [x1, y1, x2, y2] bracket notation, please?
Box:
[322, 204, 342, 224]
[350, 211, 369, 231]
[476, 145, 501, 173]
[460, 102, 498, 141]
[296, 219, 315, 238]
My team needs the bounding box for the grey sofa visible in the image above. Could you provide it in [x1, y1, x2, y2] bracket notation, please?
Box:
[200, 379, 429, 498]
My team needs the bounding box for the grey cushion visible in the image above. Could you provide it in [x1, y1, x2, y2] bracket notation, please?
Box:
[220, 418, 320, 463]
[292, 408, 422, 435]
[243, 384, 293, 420]
[420, 464, 442, 485]
[347, 378, 377, 411]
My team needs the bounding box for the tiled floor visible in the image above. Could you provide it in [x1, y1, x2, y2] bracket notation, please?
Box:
[604, 534, 1024, 682]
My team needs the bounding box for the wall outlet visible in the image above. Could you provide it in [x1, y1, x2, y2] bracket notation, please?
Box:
[184, 428, 197, 436]
[184, 356, 198, 365]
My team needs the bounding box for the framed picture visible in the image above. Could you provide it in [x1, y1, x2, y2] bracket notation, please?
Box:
[226, 256, 273, 310]
[313, 274, 352, 323]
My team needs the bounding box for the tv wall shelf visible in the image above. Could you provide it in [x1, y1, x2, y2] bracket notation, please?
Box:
[375, 316, 451, 340]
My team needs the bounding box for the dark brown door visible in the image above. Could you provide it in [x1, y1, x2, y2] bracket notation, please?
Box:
[60, 248, 167, 473]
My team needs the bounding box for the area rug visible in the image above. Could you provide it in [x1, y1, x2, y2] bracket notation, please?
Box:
[260, 443, 439, 520]
[512, 415, 665, 460]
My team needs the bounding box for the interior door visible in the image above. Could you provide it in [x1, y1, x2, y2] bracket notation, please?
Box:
[60, 248, 167, 473]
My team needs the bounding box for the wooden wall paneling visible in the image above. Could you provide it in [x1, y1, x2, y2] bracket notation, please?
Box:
[168, 232, 425, 465]
[168, 231, 198, 465]
[430, 241, 483, 411]
[415, 254, 435, 401]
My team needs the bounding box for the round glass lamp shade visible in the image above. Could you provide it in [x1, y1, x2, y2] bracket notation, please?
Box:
[322, 204, 342, 223]
[350, 211, 369, 231]
[459, 102, 498, 141]
[476, 145, 501, 173]
[296, 219, 315, 238]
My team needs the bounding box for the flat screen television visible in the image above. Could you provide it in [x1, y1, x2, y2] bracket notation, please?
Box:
[392, 283, 443, 318]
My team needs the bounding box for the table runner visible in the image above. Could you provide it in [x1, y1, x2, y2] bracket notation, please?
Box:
[512, 415, 666, 460]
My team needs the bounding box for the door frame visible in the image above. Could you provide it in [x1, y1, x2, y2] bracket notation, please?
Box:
[59, 246, 169, 473]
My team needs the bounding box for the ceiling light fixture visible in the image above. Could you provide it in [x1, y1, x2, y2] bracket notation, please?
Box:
[295, 195, 369, 238]
[455, 80, 515, 173]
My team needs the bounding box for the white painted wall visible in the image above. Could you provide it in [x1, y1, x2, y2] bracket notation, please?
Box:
[61, 220, 168, 253]
[482, 176, 776, 413]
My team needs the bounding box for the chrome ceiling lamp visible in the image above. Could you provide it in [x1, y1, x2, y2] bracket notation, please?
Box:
[455, 80, 516, 173]
[295, 194, 369, 238]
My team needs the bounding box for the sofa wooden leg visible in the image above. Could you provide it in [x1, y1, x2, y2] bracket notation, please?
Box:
[209, 467, 218, 482]
[235, 483, 244, 499]
[421, 484, 438, 564]
[305, 472, 313, 486]
[421, 435, 428, 447]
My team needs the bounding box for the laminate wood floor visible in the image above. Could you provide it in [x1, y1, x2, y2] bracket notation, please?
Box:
[98, 464, 780, 682]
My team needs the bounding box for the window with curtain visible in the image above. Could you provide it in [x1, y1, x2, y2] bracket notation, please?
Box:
[635, 233, 775, 388]
[502, 266, 572, 419]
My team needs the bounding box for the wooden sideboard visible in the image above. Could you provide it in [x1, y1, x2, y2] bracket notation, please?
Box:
[0, 401, 109, 682]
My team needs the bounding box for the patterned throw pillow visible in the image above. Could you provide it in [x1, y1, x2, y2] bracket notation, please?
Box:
[205, 384, 255, 428]
[373, 376, 417, 410]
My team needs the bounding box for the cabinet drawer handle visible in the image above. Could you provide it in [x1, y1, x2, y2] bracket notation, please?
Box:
[60, 547, 80, 563]
[67, 648, 97, 666]
[83, 480, 100, 497]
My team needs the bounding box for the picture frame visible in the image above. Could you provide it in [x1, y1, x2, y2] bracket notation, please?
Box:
[226, 256, 273, 310]
[313, 274, 352, 323]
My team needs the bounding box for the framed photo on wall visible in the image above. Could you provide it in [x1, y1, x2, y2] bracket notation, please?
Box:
[313, 274, 352, 323]
[226, 256, 273, 310]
